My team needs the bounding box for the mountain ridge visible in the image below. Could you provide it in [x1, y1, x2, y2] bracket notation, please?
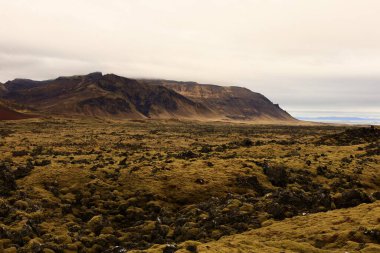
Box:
[0, 72, 295, 122]
[139, 79, 293, 121]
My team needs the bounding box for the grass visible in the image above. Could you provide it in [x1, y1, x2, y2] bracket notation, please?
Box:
[0, 118, 379, 252]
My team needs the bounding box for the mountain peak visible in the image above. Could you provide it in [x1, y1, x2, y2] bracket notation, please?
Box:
[1, 72, 295, 122]
[85, 72, 103, 79]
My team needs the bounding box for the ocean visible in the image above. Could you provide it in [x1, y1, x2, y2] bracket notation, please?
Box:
[290, 111, 380, 125]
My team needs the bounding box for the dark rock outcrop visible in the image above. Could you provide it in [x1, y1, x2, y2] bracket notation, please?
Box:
[318, 127, 380, 146]
[0, 163, 17, 196]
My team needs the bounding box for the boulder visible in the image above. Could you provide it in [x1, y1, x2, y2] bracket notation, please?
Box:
[263, 165, 288, 187]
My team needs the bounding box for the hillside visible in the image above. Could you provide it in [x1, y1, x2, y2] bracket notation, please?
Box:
[0, 101, 35, 120]
[1, 73, 212, 120]
[140, 79, 293, 121]
[0, 83, 8, 98]
[1, 73, 295, 122]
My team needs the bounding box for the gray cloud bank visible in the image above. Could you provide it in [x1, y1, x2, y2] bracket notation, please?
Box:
[0, 0, 379, 114]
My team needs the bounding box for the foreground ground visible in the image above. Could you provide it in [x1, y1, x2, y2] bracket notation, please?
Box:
[0, 118, 379, 252]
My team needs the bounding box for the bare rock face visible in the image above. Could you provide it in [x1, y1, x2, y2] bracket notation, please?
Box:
[1, 73, 295, 122]
[139, 79, 295, 121]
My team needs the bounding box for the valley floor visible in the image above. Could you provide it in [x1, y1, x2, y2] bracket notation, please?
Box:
[0, 118, 379, 252]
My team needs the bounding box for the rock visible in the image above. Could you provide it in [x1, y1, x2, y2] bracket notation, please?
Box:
[235, 176, 264, 194]
[34, 159, 51, 166]
[88, 215, 104, 234]
[263, 165, 288, 187]
[186, 244, 198, 252]
[125, 206, 145, 221]
[119, 157, 128, 166]
[104, 246, 127, 253]
[26, 238, 43, 252]
[0, 199, 10, 216]
[335, 189, 372, 208]
[0, 163, 16, 196]
[176, 150, 198, 159]
[4, 247, 17, 253]
[318, 127, 380, 146]
[0, 239, 12, 249]
[372, 191, 380, 200]
[364, 229, 380, 243]
[163, 244, 177, 253]
[14, 200, 29, 210]
[195, 178, 205, 185]
[266, 202, 286, 220]
[13, 161, 34, 179]
[42, 249, 55, 253]
[240, 138, 253, 147]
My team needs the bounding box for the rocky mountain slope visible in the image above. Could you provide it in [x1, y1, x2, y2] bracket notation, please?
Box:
[0, 100, 35, 120]
[1, 73, 295, 122]
[0, 82, 6, 95]
[1, 73, 212, 120]
[140, 79, 293, 121]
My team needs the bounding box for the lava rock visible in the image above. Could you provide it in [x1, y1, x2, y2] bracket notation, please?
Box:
[263, 165, 288, 187]
[335, 189, 372, 208]
[163, 244, 177, 253]
[372, 191, 380, 200]
[0, 163, 17, 196]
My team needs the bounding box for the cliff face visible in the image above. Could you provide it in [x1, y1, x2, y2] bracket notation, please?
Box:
[1, 73, 295, 122]
[139, 80, 294, 121]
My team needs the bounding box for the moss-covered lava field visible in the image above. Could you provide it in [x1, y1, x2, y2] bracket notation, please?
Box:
[0, 119, 379, 252]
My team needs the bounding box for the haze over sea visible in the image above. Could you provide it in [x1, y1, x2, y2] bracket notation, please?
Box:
[291, 110, 380, 125]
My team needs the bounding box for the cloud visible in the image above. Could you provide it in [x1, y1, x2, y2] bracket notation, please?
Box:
[0, 0, 379, 113]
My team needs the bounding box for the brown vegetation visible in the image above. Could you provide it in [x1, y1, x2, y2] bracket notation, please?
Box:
[0, 119, 379, 252]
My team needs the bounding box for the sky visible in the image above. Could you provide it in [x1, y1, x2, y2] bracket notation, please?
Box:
[0, 0, 380, 118]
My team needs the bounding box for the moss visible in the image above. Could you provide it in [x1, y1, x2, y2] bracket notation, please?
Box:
[1, 119, 379, 252]
[87, 215, 104, 234]
[42, 249, 56, 253]
[14, 200, 29, 210]
[3, 247, 17, 253]
[100, 226, 114, 234]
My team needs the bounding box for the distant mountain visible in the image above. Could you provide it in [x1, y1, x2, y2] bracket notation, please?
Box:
[2, 72, 212, 119]
[139, 79, 293, 121]
[1, 72, 295, 122]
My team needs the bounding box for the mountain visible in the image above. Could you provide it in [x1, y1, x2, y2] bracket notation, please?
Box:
[1, 72, 295, 122]
[139, 79, 293, 121]
[2, 72, 212, 119]
[0, 82, 7, 96]
[0, 101, 35, 120]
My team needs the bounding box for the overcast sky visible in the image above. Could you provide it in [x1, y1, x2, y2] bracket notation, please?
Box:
[1, 0, 379, 115]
